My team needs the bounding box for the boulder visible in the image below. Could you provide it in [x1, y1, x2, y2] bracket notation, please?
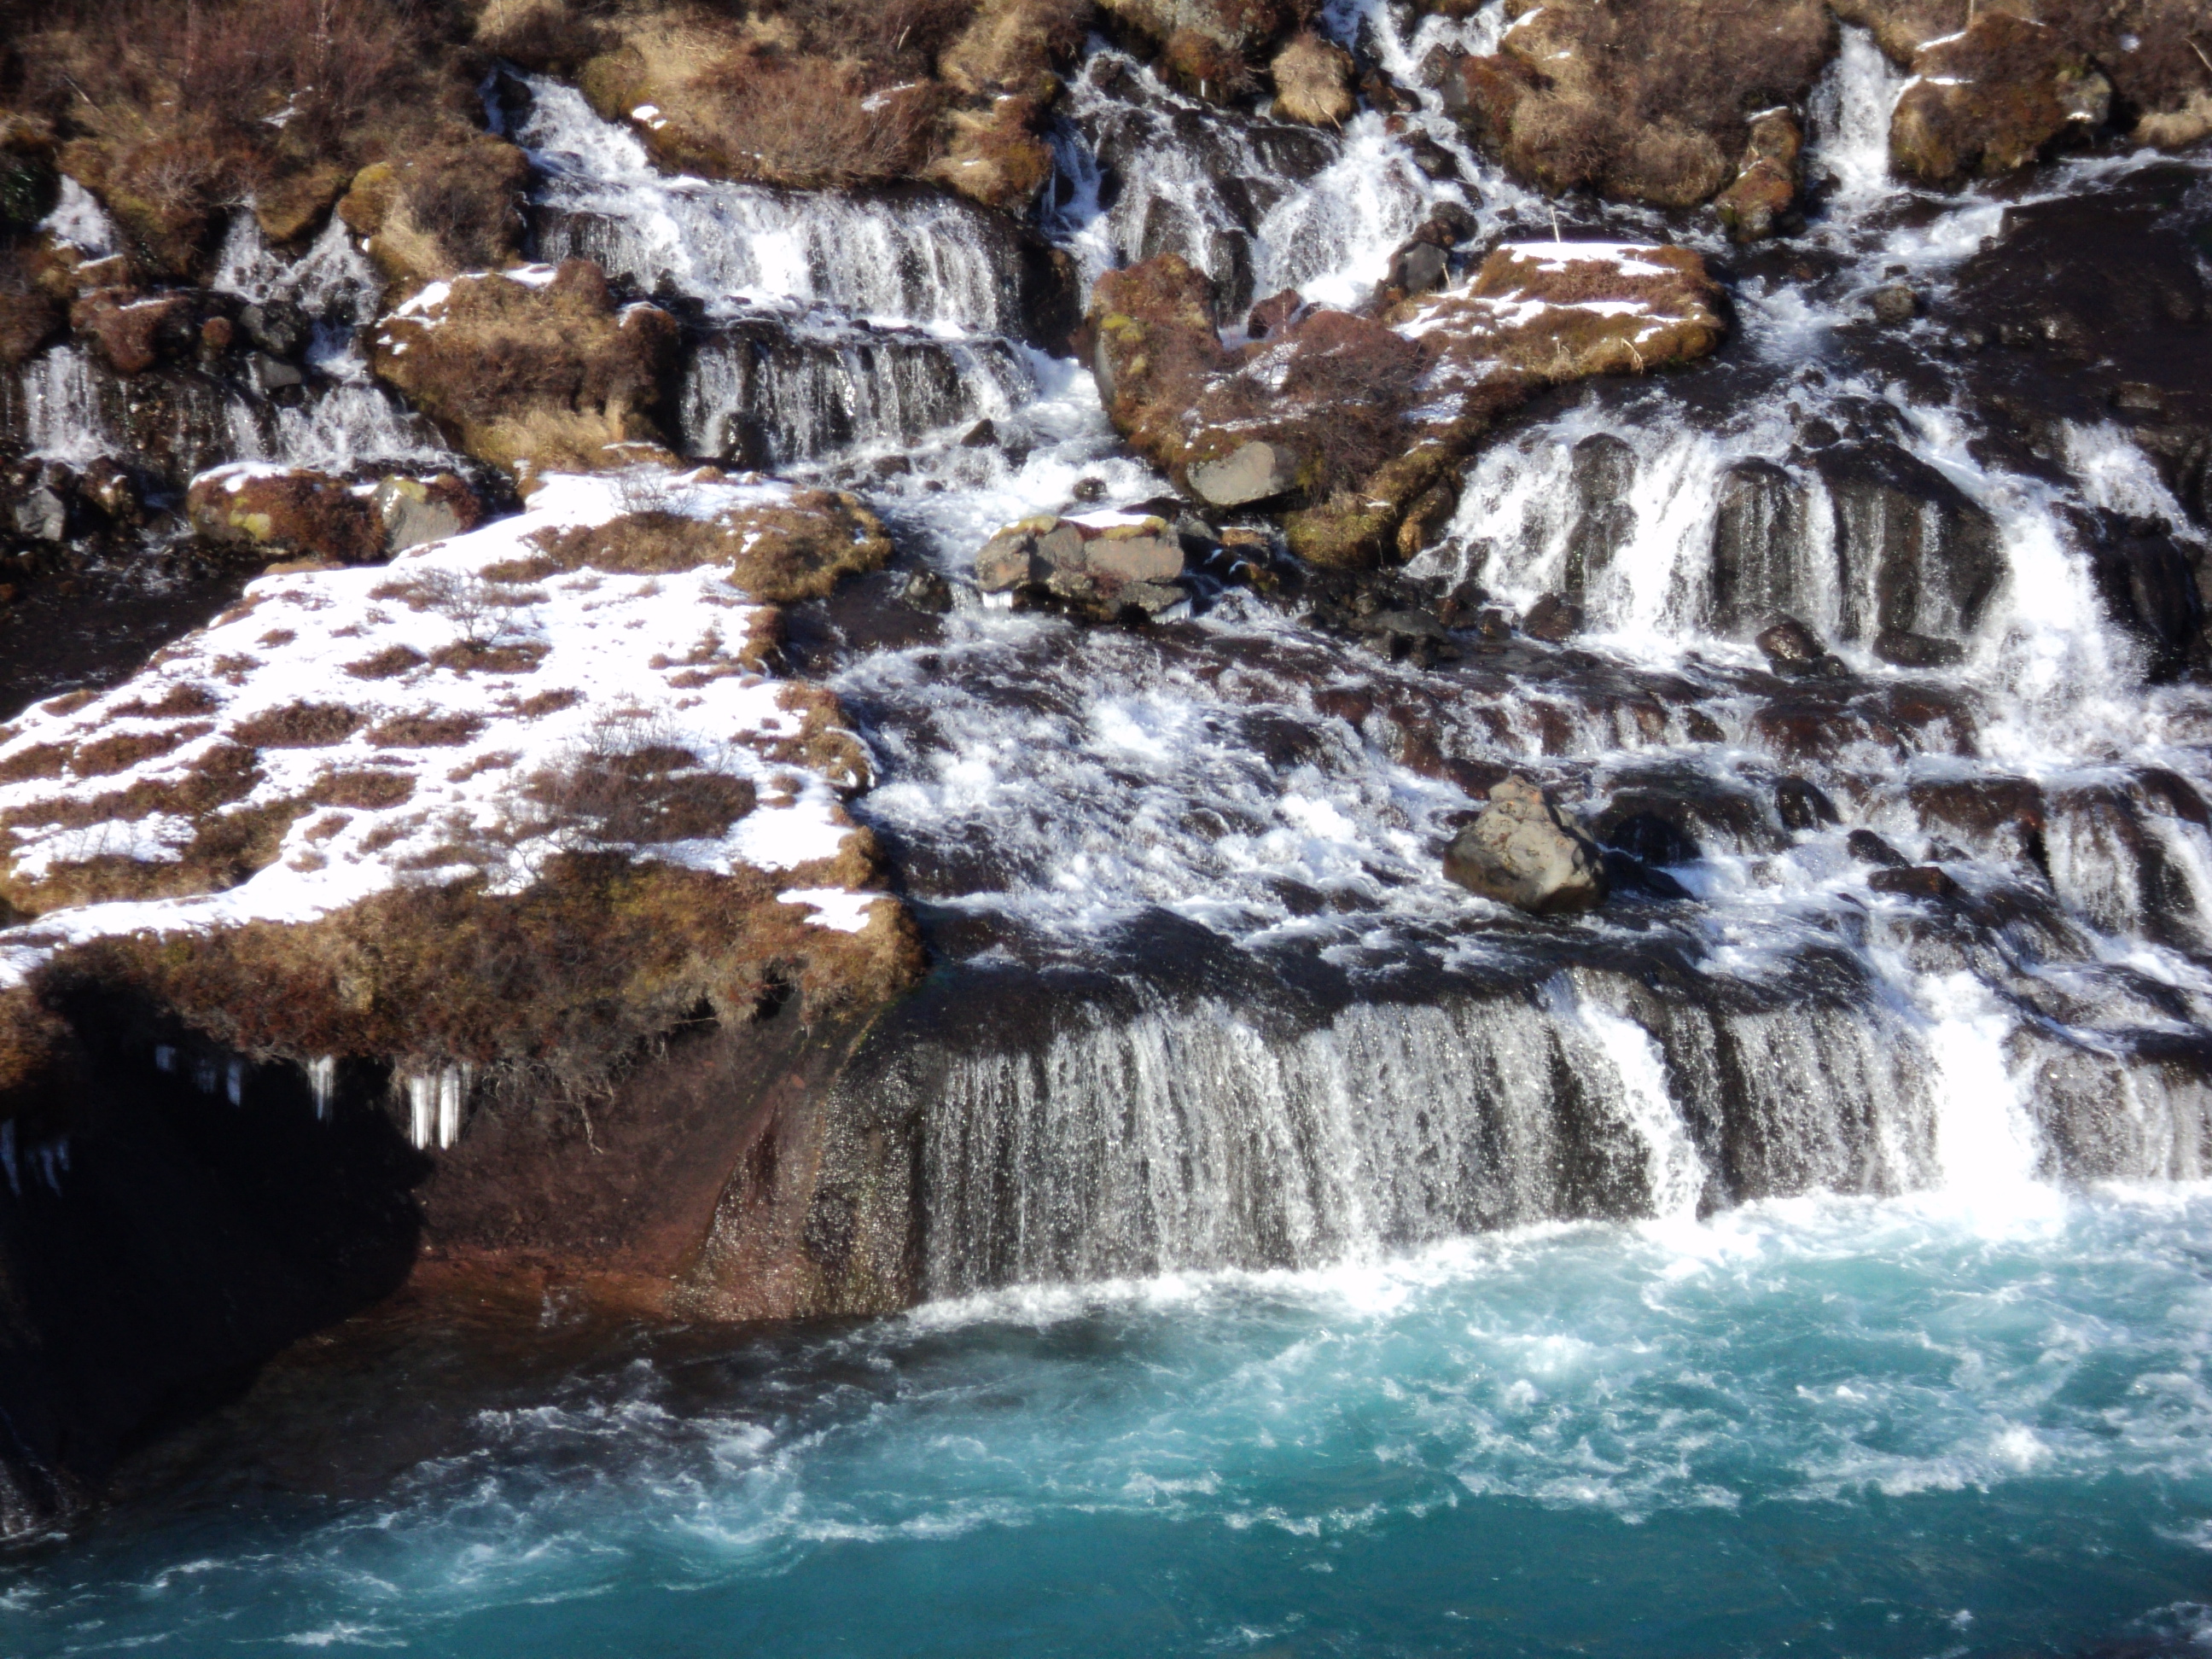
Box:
[368, 260, 678, 478]
[1444, 775, 1610, 914]
[1755, 614, 1845, 676]
[372, 474, 485, 555]
[67, 288, 204, 375]
[1710, 459, 1813, 634]
[1522, 591, 1583, 643]
[1890, 13, 2110, 183]
[1189, 439, 1301, 507]
[186, 465, 383, 566]
[1714, 110, 1802, 242]
[974, 510, 1186, 619]
[1816, 443, 2001, 647]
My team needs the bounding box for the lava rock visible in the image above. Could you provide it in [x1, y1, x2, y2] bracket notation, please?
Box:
[1444, 775, 1609, 914]
[1872, 627, 1966, 668]
[1869, 283, 1918, 325]
[901, 569, 954, 614]
[1846, 828, 1909, 868]
[238, 299, 311, 358]
[1755, 614, 1843, 676]
[187, 464, 383, 566]
[1522, 592, 1582, 643]
[1711, 460, 1813, 634]
[1868, 864, 1963, 900]
[1775, 776, 1840, 832]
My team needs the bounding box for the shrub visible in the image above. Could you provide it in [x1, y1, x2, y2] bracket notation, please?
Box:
[228, 700, 367, 748]
[515, 712, 759, 848]
[366, 712, 487, 748]
[73, 723, 212, 777]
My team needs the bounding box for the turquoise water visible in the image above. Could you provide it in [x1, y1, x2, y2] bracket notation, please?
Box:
[9, 1187, 2212, 1656]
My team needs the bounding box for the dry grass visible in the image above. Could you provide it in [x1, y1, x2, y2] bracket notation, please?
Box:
[365, 712, 487, 748]
[229, 701, 367, 748]
[309, 768, 417, 809]
[514, 714, 759, 847]
[0, 986, 84, 1122]
[0, 743, 73, 784]
[522, 489, 892, 602]
[73, 723, 212, 777]
[345, 644, 428, 680]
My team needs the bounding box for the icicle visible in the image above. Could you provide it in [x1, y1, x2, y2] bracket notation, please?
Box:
[193, 1056, 219, 1095]
[436, 1065, 473, 1150]
[407, 1074, 436, 1150]
[154, 1045, 177, 1074]
[0, 1121, 16, 1196]
[225, 1058, 246, 1107]
[307, 1057, 338, 1121]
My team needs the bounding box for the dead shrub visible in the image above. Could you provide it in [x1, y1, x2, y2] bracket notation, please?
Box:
[480, 554, 563, 585]
[311, 768, 417, 809]
[515, 713, 758, 847]
[346, 644, 429, 679]
[514, 689, 585, 718]
[73, 723, 212, 777]
[229, 700, 367, 748]
[365, 712, 487, 748]
[431, 639, 549, 675]
[681, 49, 940, 185]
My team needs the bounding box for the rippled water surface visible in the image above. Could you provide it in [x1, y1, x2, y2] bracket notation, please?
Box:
[7, 1188, 2211, 1656]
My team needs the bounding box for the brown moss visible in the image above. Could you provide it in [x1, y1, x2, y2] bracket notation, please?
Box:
[228, 701, 367, 748]
[310, 769, 416, 809]
[924, 96, 1057, 211]
[0, 742, 73, 784]
[523, 489, 892, 602]
[939, 0, 1094, 96]
[109, 682, 219, 719]
[514, 689, 585, 719]
[38, 845, 923, 1096]
[1890, 12, 2111, 183]
[764, 684, 873, 794]
[430, 640, 550, 675]
[368, 260, 678, 478]
[0, 986, 84, 1123]
[335, 135, 532, 290]
[1437, 0, 1833, 208]
[73, 723, 212, 777]
[365, 712, 486, 748]
[346, 644, 428, 680]
[3, 794, 306, 917]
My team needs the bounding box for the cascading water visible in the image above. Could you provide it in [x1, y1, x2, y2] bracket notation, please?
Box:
[8, 7, 2212, 1651]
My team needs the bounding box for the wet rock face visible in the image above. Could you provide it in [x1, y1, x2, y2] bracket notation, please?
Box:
[975, 511, 1187, 618]
[1818, 444, 2002, 648]
[1890, 12, 2110, 183]
[1443, 775, 1610, 914]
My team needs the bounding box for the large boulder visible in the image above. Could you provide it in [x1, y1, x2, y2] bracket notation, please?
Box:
[975, 510, 1186, 618]
[1889, 12, 2110, 183]
[368, 260, 678, 479]
[1426, 0, 1834, 208]
[1444, 776, 1610, 915]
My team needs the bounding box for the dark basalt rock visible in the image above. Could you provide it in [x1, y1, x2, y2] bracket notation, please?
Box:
[1847, 829, 1909, 868]
[1775, 776, 1840, 832]
[1869, 864, 1963, 900]
[1756, 614, 1844, 677]
[1562, 433, 1636, 605]
[1711, 459, 1814, 636]
[1816, 443, 2002, 648]
[1522, 591, 1583, 643]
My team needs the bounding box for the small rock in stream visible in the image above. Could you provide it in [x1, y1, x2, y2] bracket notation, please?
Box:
[1444, 776, 1610, 915]
[1521, 592, 1582, 643]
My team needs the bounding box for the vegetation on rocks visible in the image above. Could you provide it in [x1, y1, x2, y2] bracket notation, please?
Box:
[1087, 240, 1726, 568]
[368, 260, 679, 479]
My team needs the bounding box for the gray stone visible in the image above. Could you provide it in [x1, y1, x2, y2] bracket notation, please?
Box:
[1080, 529, 1182, 585]
[1444, 776, 1609, 915]
[244, 352, 304, 395]
[11, 485, 67, 543]
[975, 527, 1045, 592]
[1188, 440, 1301, 508]
[372, 474, 467, 556]
[1869, 284, 1918, 325]
[1388, 239, 1449, 296]
[238, 300, 310, 358]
